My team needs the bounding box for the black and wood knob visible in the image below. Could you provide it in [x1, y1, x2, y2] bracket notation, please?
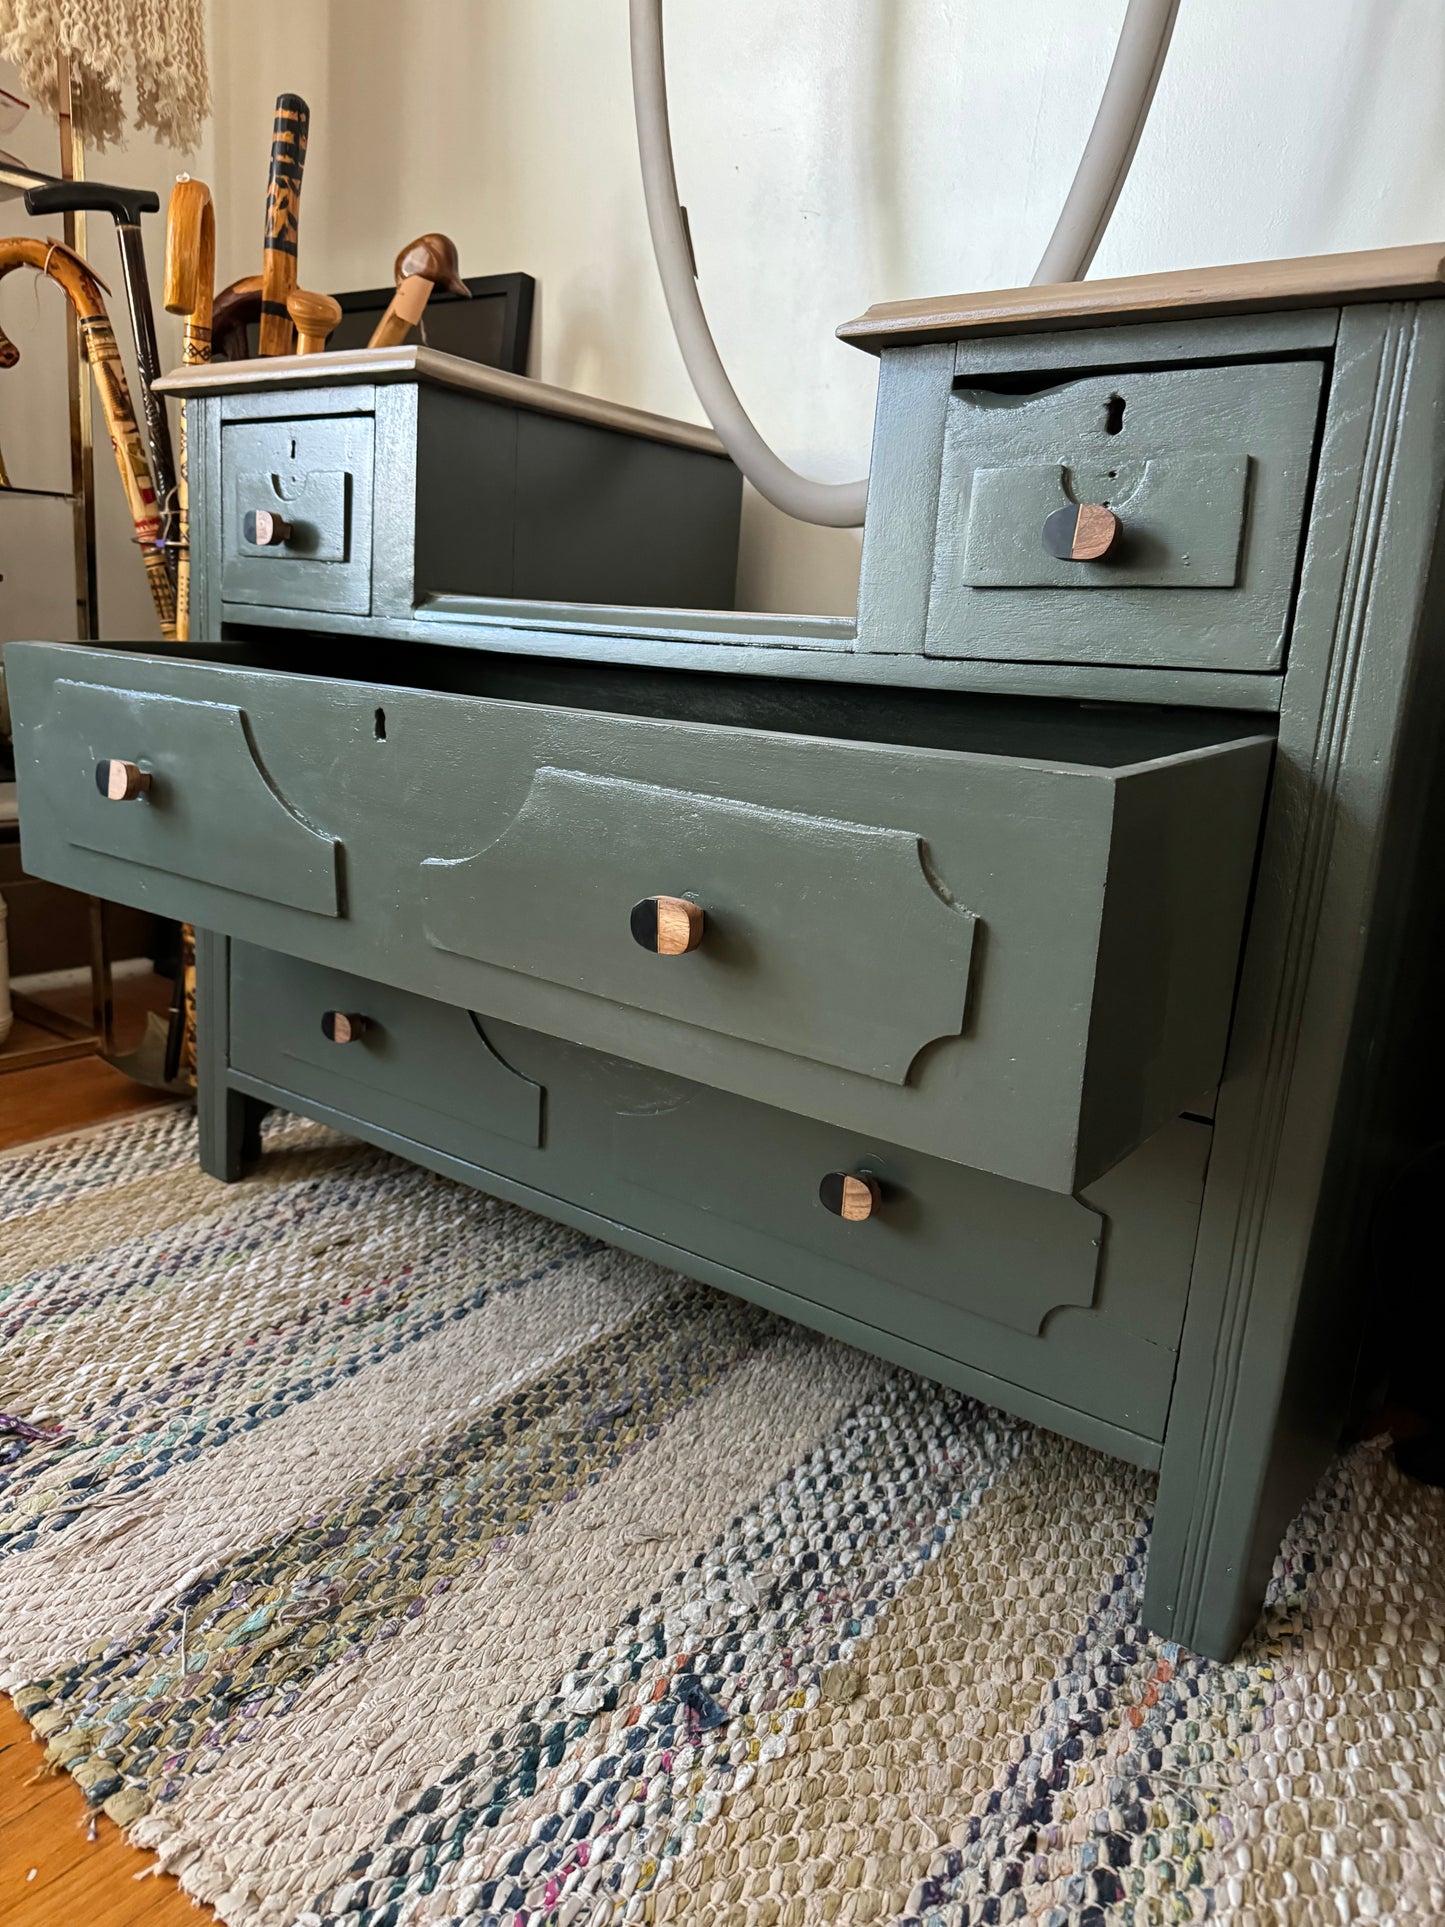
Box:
[630, 895, 705, 956]
[1041, 502, 1120, 562]
[819, 1172, 882, 1222]
[320, 1010, 371, 1044]
[243, 508, 293, 547]
[94, 759, 151, 802]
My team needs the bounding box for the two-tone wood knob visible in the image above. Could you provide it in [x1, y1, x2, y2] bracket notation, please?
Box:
[819, 1172, 882, 1222]
[630, 896, 705, 955]
[1041, 502, 1120, 562]
[243, 509, 293, 547]
[95, 759, 151, 802]
[320, 1010, 371, 1044]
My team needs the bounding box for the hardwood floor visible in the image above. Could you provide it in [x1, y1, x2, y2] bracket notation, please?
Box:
[0, 970, 182, 1152]
[1, 970, 198, 1923]
[0, 1703, 196, 1926]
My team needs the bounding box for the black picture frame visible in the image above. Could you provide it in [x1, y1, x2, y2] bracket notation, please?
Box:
[226, 272, 536, 373]
[329, 271, 535, 372]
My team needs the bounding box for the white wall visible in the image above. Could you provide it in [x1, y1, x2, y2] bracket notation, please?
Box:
[8, 1, 1445, 634]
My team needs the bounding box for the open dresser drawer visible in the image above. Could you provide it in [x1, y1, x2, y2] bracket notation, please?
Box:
[7, 641, 1271, 1193]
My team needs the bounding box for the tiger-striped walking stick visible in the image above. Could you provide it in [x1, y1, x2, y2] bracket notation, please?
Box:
[163, 173, 215, 643]
[258, 94, 309, 356]
[0, 236, 175, 637]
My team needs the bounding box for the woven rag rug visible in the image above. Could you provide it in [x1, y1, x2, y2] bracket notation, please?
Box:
[1, 1108, 1442, 1927]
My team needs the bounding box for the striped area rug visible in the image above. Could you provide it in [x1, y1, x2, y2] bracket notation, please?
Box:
[1, 1108, 1442, 1926]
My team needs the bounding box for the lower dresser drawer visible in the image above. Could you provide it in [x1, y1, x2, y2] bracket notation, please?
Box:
[10, 641, 1268, 1194]
[229, 943, 1210, 1446]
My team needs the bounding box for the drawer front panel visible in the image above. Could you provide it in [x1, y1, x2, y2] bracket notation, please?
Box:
[230, 945, 541, 1159]
[31, 678, 340, 917]
[927, 359, 1324, 670]
[422, 765, 975, 1082]
[220, 414, 375, 614]
[224, 956, 1209, 1444]
[9, 644, 1270, 1194]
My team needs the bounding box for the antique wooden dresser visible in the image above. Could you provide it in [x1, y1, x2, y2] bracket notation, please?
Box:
[10, 246, 1445, 1659]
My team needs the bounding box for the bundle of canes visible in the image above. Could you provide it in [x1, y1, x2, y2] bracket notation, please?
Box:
[163, 174, 214, 642]
[0, 236, 176, 639]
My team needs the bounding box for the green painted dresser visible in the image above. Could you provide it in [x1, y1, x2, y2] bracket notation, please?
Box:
[11, 244, 1445, 1659]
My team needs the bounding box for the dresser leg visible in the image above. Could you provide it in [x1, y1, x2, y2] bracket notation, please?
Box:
[193, 926, 266, 1181]
[199, 1086, 267, 1182]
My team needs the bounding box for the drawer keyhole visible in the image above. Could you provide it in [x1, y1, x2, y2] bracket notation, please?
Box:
[374, 707, 387, 741]
[1103, 393, 1126, 435]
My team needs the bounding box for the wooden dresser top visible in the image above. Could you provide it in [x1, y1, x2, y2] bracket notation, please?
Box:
[155, 344, 727, 456]
[838, 242, 1445, 352]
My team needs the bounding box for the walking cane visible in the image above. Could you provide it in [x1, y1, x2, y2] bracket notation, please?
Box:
[161, 174, 216, 1088]
[0, 236, 175, 638]
[23, 175, 180, 580]
[258, 95, 310, 356]
[163, 174, 214, 643]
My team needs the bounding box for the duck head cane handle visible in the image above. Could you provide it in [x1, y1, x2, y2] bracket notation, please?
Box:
[367, 232, 470, 348]
[393, 231, 469, 297]
[258, 94, 310, 356]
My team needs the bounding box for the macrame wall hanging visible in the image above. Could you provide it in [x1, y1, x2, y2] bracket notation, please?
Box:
[0, 0, 209, 151]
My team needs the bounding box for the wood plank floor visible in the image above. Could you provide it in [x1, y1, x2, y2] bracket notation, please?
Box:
[0, 972, 179, 1152]
[1, 975, 200, 1924]
[0, 1703, 197, 1926]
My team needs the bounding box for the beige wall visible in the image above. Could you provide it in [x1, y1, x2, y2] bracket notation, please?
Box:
[6, 1, 1445, 635]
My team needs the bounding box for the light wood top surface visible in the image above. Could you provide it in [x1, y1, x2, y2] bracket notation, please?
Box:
[155, 345, 728, 457]
[838, 243, 1445, 351]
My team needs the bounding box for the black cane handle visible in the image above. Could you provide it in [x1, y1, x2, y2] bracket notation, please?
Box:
[25, 180, 161, 227]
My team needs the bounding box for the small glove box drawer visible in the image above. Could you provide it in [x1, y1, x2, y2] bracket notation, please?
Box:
[925, 358, 1324, 672]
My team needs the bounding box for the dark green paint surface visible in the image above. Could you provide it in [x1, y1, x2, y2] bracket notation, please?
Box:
[929, 359, 1325, 669]
[220, 938, 1208, 1448]
[9, 644, 1268, 1195]
[10, 298, 1440, 1662]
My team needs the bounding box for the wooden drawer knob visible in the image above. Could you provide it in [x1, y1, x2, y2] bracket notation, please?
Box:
[94, 759, 151, 802]
[1041, 502, 1120, 562]
[243, 508, 293, 547]
[819, 1172, 882, 1222]
[320, 1010, 371, 1044]
[630, 895, 705, 956]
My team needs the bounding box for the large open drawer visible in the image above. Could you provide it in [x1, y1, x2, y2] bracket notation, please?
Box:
[7, 642, 1270, 1192]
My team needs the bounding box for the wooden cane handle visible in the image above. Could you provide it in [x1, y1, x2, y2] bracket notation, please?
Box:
[286, 286, 342, 354]
[321, 1011, 370, 1044]
[630, 896, 705, 956]
[258, 94, 310, 356]
[367, 274, 434, 349]
[95, 759, 151, 802]
[818, 1173, 882, 1222]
